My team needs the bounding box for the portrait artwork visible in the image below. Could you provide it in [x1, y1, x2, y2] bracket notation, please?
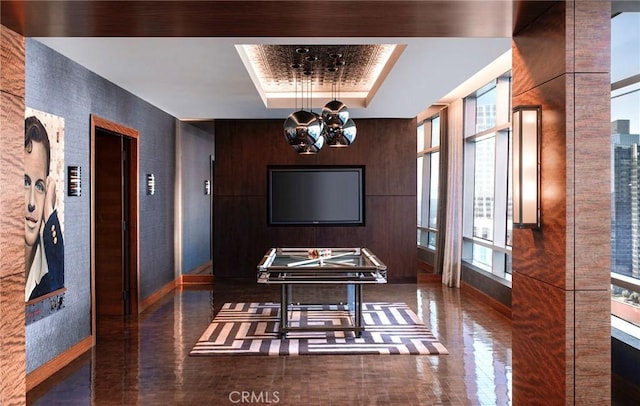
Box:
[24, 108, 65, 304]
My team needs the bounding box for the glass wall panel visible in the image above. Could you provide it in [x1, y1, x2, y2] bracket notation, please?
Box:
[418, 229, 431, 247]
[506, 129, 513, 247]
[431, 116, 440, 148]
[462, 73, 511, 279]
[428, 232, 437, 250]
[473, 136, 495, 241]
[462, 242, 493, 271]
[417, 155, 424, 227]
[611, 13, 640, 84]
[417, 116, 439, 251]
[429, 152, 440, 229]
[612, 283, 640, 328]
[611, 11, 640, 335]
[476, 83, 497, 133]
[417, 122, 425, 152]
[611, 12, 640, 280]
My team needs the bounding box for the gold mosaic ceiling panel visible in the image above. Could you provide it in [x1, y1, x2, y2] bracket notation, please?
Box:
[237, 44, 404, 109]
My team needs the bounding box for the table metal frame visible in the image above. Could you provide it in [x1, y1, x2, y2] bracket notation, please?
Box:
[257, 247, 387, 339]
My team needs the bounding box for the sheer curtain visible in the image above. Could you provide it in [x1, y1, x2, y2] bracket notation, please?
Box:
[440, 100, 464, 288]
[434, 108, 448, 281]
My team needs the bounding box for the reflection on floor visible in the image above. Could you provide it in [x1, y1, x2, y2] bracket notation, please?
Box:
[26, 278, 638, 405]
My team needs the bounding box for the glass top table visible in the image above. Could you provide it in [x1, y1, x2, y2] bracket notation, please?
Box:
[257, 247, 387, 338]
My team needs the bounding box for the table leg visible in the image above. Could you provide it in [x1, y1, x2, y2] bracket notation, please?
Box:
[280, 284, 287, 339]
[356, 284, 363, 338]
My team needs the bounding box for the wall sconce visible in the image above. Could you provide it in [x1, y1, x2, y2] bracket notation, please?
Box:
[204, 180, 211, 195]
[146, 173, 155, 195]
[67, 166, 81, 197]
[512, 105, 541, 229]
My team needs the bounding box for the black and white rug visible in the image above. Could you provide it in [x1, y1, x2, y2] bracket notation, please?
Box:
[190, 302, 448, 356]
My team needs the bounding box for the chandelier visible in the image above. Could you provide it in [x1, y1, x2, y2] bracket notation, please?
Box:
[283, 48, 356, 154]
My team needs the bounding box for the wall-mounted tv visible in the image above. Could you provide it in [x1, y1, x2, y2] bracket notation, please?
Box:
[267, 165, 365, 226]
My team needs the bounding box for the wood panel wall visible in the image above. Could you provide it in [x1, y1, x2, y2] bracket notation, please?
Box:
[511, 1, 611, 404]
[213, 118, 417, 283]
[0, 25, 26, 405]
[1, 1, 517, 38]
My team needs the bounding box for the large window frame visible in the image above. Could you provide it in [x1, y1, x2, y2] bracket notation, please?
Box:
[461, 73, 513, 281]
[610, 9, 640, 336]
[417, 115, 440, 250]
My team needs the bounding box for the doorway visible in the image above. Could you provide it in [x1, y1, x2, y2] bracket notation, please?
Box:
[90, 115, 139, 332]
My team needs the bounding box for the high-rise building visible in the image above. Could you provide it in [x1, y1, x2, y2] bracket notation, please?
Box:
[612, 119, 640, 277]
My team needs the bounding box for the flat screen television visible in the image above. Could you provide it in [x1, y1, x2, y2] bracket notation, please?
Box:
[267, 165, 365, 226]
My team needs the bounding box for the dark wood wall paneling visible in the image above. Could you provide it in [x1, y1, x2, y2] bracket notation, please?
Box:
[213, 119, 417, 283]
[0, 1, 523, 38]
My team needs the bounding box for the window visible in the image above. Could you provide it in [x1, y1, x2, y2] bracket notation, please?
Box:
[462, 73, 512, 280]
[417, 116, 440, 250]
[473, 136, 495, 241]
[611, 10, 640, 332]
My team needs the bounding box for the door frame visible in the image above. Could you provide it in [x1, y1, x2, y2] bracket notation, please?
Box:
[90, 115, 139, 339]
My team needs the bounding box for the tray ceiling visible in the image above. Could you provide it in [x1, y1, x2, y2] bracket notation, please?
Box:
[237, 44, 404, 109]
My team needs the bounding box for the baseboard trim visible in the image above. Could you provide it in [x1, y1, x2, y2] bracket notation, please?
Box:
[139, 279, 178, 313]
[26, 335, 93, 391]
[461, 281, 512, 319]
[418, 260, 434, 273]
[181, 274, 214, 285]
[187, 260, 212, 274]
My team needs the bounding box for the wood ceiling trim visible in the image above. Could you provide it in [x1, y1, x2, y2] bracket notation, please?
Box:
[2, 1, 521, 38]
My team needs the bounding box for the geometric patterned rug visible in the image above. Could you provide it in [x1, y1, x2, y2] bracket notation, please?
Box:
[190, 302, 448, 356]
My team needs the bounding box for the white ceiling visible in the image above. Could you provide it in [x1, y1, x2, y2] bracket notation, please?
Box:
[35, 37, 512, 121]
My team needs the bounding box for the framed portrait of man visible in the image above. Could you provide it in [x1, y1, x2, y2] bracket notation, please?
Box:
[24, 108, 65, 304]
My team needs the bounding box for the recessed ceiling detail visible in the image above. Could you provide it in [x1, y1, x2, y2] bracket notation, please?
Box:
[236, 44, 405, 109]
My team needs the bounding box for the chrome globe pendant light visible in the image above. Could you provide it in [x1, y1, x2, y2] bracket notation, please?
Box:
[322, 54, 356, 147]
[283, 49, 325, 154]
[284, 109, 325, 154]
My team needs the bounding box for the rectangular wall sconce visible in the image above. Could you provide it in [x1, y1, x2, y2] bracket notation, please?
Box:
[67, 166, 82, 197]
[146, 173, 155, 195]
[512, 105, 541, 229]
[204, 180, 211, 195]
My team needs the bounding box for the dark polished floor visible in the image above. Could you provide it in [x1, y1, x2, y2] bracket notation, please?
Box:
[27, 277, 639, 405]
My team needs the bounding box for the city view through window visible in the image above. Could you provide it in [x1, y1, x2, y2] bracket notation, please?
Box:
[610, 11, 640, 331]
[417, 10, 639, 337]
